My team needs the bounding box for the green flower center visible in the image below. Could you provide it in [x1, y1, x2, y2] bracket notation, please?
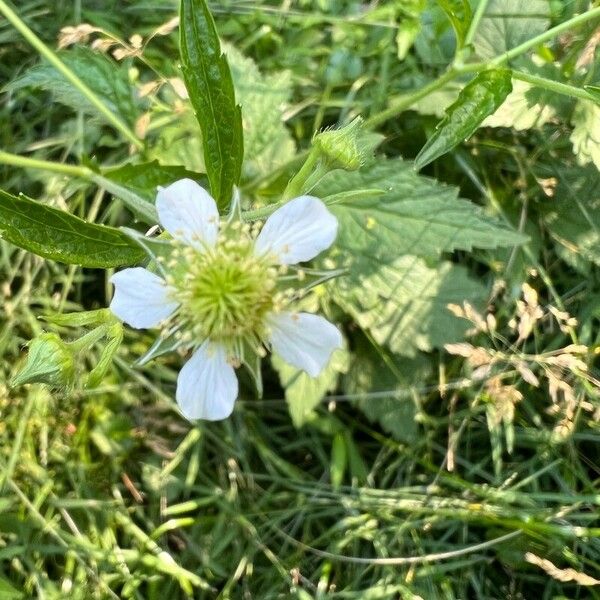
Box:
[167, 226, 278, 348]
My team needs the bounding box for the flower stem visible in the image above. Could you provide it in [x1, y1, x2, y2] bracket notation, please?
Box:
[68, 325, 109, 353]
[281, 147, 321, 201]
[0, 0, 143, 150]
[364, 68, 458, 129]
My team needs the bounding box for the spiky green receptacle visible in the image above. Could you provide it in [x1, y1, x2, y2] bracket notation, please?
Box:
[165, 223, 279, 353]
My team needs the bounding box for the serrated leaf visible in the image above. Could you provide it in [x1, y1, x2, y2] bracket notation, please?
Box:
[152, 48, 293, 182]
[570, 100, 600, 171]
[415, 69, 513, 170]
[472, 0, 550, 61]
[345, 334, 431, 442]
[151, 108, 205, 173]
[224, 45, 296, 180]
[314, 158, 526, 260]
[6, 47, 138, 125]
[333, 255, 487, 356]
[180, 0, 243, 208]
[272, 348, 350, 427]
[0, 189, 144, 267]
[543, 165, 600, 268]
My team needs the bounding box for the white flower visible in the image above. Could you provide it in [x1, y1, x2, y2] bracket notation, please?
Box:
[110, 179, 342, 421]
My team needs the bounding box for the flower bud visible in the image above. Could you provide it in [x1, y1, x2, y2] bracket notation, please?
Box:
[11, 333, 75, 389]
[313, 117, 365, 171]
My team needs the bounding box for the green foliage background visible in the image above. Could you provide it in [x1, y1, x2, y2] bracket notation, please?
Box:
[1, 0, 600, 598]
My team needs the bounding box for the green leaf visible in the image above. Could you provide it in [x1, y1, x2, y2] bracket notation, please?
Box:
[96, 161, 209, 224]
[180, 0, 244, 208]
[0, 189, 145, 268]
[272, 348, 350, 427]
[224, 44, 296, 181]
[151, 108, 205, 174]
[153, 46, 292, 183]
[104, 161, 207, 203]
[314, 158, 526, 260]
[472, 0, 550, 61]
[415, 69, 513, 170]
[412, 79, 462, 117]
[482, 78, 555, 130]
[543, 165, 600, 268]
[6, 47, 138, 125]
[91, 173, 158, 224]
[0, 578, 23, 599]
[344, 334, 431, 442]
[435, 0, 472, 48]
[332, 255, 487, 356]
[570, 100, 600, 172]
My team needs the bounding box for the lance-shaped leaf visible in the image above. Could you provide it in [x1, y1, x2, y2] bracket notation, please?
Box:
[0, 189, 145, 268]
[415, 69, 513, 170]
[180, 0, 243, 208]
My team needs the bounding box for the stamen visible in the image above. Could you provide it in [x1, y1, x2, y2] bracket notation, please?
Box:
[168, 226, 278, 347]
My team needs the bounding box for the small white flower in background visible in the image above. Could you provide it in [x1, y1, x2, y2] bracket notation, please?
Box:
[110, 179, 342, 421]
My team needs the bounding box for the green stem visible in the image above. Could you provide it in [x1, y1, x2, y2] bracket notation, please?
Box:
[463, 0, 490, 47]
[68, 325, 108, 353]
[511, 69, 594, 102]
[364, 68, 458, 129]
[0, 150, 92, 178]
[367, 6, 600, 128]
[281, 147, 321, 200]
[0, 0, 143, 150]
[490, 6, 600, 67]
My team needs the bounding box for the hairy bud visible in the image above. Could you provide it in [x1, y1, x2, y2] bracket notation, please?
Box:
[313, 117, 365, 171]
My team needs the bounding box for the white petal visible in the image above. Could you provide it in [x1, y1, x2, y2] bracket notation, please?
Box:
[110, 267, 178, 329]
[176, 342, 238, 421]
[156, 178, 219, 250]
[268, 312, 342, 377]
[254, 195, 338, 265]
